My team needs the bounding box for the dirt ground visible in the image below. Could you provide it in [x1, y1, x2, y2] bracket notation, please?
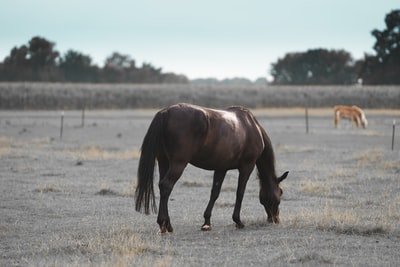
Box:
[1, 108, 399, 266]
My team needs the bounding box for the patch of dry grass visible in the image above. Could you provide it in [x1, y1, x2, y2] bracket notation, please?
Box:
[328, 167, 357, 179]
[355, 148, 383, 166]
[66, 145, 140, 160]
[95, 181, 136, 198]
[30, 138, 51, 147]
[120, 181, 136, 198]
[181, 181, 205, 188]
[286, 199, 398, 236]
[34, 184, 61, 193]
[62, 224, 172, 267]
[95, 188, 119, 196]
[361, 130, 386, 136]
[383, 160, 400, 172]
[301, 180, 329, 195]
[0, 137, 52, 157]
[276, 144, 318, 153]
[0, 137, 13, 156]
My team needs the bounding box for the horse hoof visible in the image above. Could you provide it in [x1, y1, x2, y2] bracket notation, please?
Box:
[201, 224, 212, 231]
[159, 225, 168, 234]
[235, 222, 245, 229]
[268, 216, 280, 224]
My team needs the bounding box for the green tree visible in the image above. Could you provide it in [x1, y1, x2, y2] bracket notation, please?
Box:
[359, 9, 400, 84]
[28, 36, 60, 80]
[101, 52, 136, 82]
[28, 37, 58, 68]
[0, 36, 60, 81]
[161, 73, 189, 83]
[0, 45, 31, 80]
[0, 36, 188, 83]
[59, 50, 98, 82]
[270, 49, 356, 85]
[136, 62, 162, 83]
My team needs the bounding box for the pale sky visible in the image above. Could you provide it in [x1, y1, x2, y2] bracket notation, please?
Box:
[0, 1, 398, 80]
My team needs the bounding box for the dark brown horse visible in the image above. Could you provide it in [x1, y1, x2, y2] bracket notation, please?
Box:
[135, 103, 288, 233]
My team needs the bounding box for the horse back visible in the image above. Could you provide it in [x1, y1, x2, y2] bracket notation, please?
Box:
[334, 105, 363, 118]
[162, 103, 209, 158]
[162, 103, 264, 170]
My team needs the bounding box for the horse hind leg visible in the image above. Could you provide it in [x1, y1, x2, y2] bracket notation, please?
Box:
[201, 170, 227, 231]
[157, 162, 186, 233]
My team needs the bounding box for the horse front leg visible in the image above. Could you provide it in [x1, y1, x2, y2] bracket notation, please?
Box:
[201, 170, 227, 231]
[232, 167, 253, 229]
[334, 113, 339, 128]
[158, 162, 186, 233]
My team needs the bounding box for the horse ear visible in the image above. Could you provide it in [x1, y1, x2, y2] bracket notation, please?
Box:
[277, 171, 289, 183]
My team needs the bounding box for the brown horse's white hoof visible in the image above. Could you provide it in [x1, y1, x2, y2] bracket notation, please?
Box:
[158, 222, 174, 234]
[201, 224, 212, 231]
[159, 227, 173, 234]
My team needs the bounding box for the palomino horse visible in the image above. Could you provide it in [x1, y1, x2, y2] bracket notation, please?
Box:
[135, 103, 289, 233]
[334, 105, 368, 128]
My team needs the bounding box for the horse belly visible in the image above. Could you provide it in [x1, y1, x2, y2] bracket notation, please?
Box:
[190, 136, 247, 170]
[190, 154, 240, 171]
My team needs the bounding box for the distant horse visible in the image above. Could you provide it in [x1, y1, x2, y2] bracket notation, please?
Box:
[334, 105, 368, 128]
[135, 103, 289, 233]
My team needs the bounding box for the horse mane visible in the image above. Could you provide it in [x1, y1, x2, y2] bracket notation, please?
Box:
[256, 127, 277, 181]
[249, 114, 278, 188]
[226, 105, 251, 113]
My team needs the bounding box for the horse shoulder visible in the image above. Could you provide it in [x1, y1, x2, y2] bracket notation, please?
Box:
[233, 108, 266, 153]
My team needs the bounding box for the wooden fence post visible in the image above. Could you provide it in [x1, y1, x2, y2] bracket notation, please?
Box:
[392, 120, 396, 151]
[60, 111, 64, 140]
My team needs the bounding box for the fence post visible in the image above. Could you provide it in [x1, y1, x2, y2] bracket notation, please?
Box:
[60, 111, 64, 140]
[305, 107, 309, 134]
[392, 120, 396, 151]
[81, 108, 85, 128]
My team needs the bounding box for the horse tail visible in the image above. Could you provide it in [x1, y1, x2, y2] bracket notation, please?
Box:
[135, 111, 165, 214]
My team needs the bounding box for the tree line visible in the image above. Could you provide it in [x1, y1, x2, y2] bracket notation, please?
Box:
[0, 10, 399, 85]
[270, 10, 400, 85]
[0, 39, 189, 84]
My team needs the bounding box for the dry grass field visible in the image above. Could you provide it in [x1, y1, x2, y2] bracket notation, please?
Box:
[1, 108, 400, 266]
[1, 83, 400, 109]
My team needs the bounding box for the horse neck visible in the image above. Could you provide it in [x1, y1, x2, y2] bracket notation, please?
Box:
[256, 142, 278, 190]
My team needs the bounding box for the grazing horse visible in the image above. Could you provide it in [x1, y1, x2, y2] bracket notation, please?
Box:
[135, 103, 289, 233]
[334, 105, 368, 128]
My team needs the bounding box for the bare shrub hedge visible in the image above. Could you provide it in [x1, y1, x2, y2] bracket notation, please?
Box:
[0, 82, 399, 109]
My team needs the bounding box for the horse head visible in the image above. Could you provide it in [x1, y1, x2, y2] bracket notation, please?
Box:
[259, 171, 289, 223]
[361, 117, 368, 128]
